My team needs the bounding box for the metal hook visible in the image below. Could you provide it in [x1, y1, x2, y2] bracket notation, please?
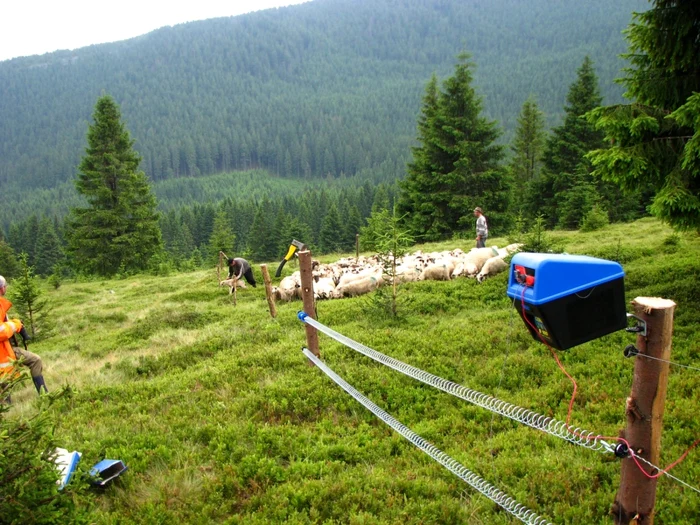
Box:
[626, 313, 647, 337]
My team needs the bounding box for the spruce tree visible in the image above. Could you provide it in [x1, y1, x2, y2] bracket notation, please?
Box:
[510, 96, 546, 185]
[170, 223, 195, 264]
[208, 210, 236, 264]
[9, 254, 50, 339]
[587, 0, 700, 231]
[67, 95, 162, 275]
[247, 199, 277, 261]
[343, 204, 364, 251]
[0, 240, 20, 279]
[398, 54, 509, 240]
[536, 57, 604, 227]
[318, 204, 344, 254]
[34, 218, 64, 277]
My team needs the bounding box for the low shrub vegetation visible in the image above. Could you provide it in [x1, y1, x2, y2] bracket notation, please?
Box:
[3, 218, 699, 523]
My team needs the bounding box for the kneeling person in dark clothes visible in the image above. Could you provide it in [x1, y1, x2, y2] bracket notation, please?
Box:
[227, 257, 257, 288]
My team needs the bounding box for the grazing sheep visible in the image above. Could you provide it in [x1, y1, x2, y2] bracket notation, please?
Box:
[273, 274, 301, 302]
[333, 275, 383, 298]
[504, 243, 524, 255]
[313, 276, 337, 300]
[420, 260, 455, 281]
[219, 278, 247, 294]
[461, 247, 498, 277]
[394, 265, 421, 283]
[476, 257, 508, 283]
[337, 267, 382, 287]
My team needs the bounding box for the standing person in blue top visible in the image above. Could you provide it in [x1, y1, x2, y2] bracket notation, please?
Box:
[227, 257, 257, 288]
[474, 207, 488, 248]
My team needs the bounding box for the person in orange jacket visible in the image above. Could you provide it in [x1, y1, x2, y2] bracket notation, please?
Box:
[0, 275, 48, 397]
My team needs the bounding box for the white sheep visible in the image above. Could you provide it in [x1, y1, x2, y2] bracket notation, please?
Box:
[420, 260, 455, 281]
[333, 274, 383, 298]
[461, 247, 498, 277]
[273, 274, 301, 302]
[476, 257, 508, 283]
[219, 278, 247, 294]
[313, 276, 336, 300]
[504, 243, 524, 255]
[394, 265, 421, 283]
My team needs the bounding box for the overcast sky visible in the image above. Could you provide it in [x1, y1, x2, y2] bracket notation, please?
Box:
[0, 1, 311, 62]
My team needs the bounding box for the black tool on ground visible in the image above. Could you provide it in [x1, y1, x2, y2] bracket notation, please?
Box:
[275, 239, 308, 277]
[90, 459, 128, 487]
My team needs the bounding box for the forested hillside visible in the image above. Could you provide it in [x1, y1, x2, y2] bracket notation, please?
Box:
[0, 0, 645, 195]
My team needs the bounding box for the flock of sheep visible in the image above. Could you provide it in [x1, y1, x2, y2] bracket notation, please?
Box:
[265, 243, 523, 302]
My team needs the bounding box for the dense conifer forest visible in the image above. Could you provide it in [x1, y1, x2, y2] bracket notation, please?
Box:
[0, 0, 655, 275]
[1, 0, 644, 191]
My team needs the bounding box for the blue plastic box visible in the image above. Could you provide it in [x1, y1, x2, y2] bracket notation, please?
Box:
[506, 253, 626, 350]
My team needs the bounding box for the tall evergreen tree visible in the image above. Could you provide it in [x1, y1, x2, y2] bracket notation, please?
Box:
[343, 204, 364, 251]
[169, 222, 195, 265]
[398, 54, 509, 240]
[318, 203, 344, 254]
[247, 199, 277, 261]
[531, 57, 607, 227]
[0, 240, 20, 279]
[587, 0, 700, 231]
[66, 95, 162, 275]
[34, 218, 64, 277]
[509, 96, 546, 185]
[208, 210, 236, 264]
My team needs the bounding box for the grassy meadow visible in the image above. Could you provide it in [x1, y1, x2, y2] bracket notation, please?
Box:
[8, 217, 700, 524]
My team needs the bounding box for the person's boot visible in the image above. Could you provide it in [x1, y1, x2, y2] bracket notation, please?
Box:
[32, 375, 48, 395]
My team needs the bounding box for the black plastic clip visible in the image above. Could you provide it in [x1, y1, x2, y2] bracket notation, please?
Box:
[624, 344, 639, 358]
[614, 442, 630, 458]
[626, 313, 647, 337]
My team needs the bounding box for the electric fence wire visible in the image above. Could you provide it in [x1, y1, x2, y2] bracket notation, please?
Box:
[632, 352, 700, 373]
[633, 452, 700, 495]
[302, 347, 553, 525]
[299, 313, 700, 494]
[297, 312, 616, 455]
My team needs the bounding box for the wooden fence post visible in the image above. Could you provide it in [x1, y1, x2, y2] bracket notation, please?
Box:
[260, 264, 277, 319]
[356, 233, 360, 261]
[298, 250, 320, 359]
[612, 297, 676, 525]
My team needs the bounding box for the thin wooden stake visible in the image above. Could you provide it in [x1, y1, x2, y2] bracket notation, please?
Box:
[356, 233, 360, 261]
[298, 250, 320, 360]
[260, 264, 277, 318]
[218, 250, 229, 283]
[612, 297, 676, 525]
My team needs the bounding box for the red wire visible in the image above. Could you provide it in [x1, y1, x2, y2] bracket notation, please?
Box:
[517, 285, 697, 480]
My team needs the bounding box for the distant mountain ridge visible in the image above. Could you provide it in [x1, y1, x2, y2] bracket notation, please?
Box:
[0, 0, 646, 194]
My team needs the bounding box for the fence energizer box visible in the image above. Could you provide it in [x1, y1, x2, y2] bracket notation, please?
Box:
[506, 253, 626, 350]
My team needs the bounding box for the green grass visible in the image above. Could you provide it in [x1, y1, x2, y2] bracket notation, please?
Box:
[8, 217, 700, 524]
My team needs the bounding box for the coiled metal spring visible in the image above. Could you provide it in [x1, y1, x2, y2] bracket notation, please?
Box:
[300, 314, 614, 455]
[303, 348, 553, 525]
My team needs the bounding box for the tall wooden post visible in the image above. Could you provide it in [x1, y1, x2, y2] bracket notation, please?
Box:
[260, 264, 277, 318]
[612, 297, 676, 525]
[356, 233, 360, 261]
[298, 250, 320, 359]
